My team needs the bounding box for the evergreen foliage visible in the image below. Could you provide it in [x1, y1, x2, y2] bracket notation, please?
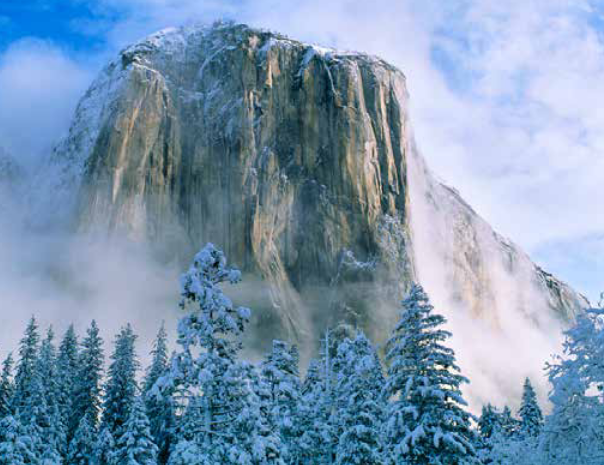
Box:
[260, 339, 301, 462]
[0, 353, 14, 418]
[383, 284, 477, 464]
[113, 396, 159, 465]
[57, 324, 80, 440]
[144, 323, 175, 465]
[74, 320, 105, 430]
[517, 378, 543, 437]
[67, 413, 97, 465]
[333, 331, 388, 465]
[13, 316, 40, 412]
[3, 245, 599, 465]
[102, 323, 140, 437]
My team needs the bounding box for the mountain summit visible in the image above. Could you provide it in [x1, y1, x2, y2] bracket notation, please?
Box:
[45, 22, 586, 350]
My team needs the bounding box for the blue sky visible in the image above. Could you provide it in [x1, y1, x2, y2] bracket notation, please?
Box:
[0, 0, 602, 301]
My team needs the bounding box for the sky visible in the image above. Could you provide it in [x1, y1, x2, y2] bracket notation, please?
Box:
[0, 0, 602, 303]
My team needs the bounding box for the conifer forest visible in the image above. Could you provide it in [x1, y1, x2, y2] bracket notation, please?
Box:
[0, 244, 601, 464]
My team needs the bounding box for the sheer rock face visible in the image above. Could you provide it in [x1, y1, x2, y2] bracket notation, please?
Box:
[46, 23, 586, 348]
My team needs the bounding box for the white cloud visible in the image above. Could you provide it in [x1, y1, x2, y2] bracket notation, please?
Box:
[0, 39, 94, 167]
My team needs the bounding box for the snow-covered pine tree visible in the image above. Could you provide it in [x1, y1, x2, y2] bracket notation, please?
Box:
[517, 378, 543, 437]
[166, 439, 207, 465]
[113, 396, 158, 465]
[144, 323, 175, 465]
[223, 361, 285, 464]
[297, 358, 332, 463]
[260, 339, 301, 462]
[0, 414, 38, 465]
[12, 316, 40, 412]
[102, 323, 140, 438]
[73, 320, 104, 434]
[167, 397, 208, 465]
[333, 331, 388, 465]
[0, 353, 14, 418]
[498, 406, 517, 438]
[156, 244, 256, 463]
[478, 404, 501, 440]
[92, 426, 116, 465]
[383, 283, 477, 465]
[57, 324, 80, 441]
[66, 413, 96, 465]
[36, 327, 67, 459]
[541, 308, 604, 463]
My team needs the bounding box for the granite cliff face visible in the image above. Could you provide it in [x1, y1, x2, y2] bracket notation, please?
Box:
[45, 23, 586, 349]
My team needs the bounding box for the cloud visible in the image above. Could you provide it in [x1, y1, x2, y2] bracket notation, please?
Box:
[0, 38, 95, 167]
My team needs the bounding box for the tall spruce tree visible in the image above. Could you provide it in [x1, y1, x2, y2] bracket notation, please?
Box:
[57, 324, 80, 441]
[74, 320, 104, 432]
[92, 426, 116, 465]
[260, 339, 301, 462]
[102, 324, 139, 438]
[298, 358, 333, 463]
[478, 404, 501, 440]
[383, 284, 477, 464]
[333, 332, 388, 465]
[36, 327, 67, 459]
[518, 378, 543, 437]
[13, 317, 40, 412]
[144, 323, 175, 465]
[0, 353, 14, 418]
[113, 396, 158, 465]
[67, 413, 97, 465]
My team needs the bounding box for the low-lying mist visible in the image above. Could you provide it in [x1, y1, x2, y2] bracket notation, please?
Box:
[0, 186, 181, 366]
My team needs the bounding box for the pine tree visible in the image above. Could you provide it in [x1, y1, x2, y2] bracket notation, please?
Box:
[383, 284, 477, 464]
[0, 414, 38, 465]
[113, 396, 158, 465]
[166, 439, 208, 465]
[518, 378, 543, 437]
[74, 320, 104, 432]
[0, 353, 14, 418]
[102, 324, 139, 438]
[541, 308, 604, 463]
[13, 317, 40, 412]
[92, 427, 116, 465]
[157, 244, 256, 462]
[144, 323, 175, 464]
[36, 327, 67, 459]
[478, 404, 501, 440]
[168, 396, 205, 464]
[333, 332, 388, 465]
[260, 340, 301, 462]
[298, 359, 332, 463]
[57, 324, 80, 441]
[498, 406, 517, 437]
[223, 362, 285, 464]
[67, 413, 97, 465]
